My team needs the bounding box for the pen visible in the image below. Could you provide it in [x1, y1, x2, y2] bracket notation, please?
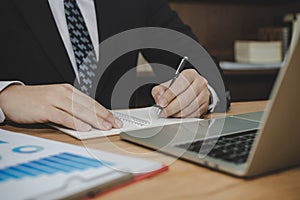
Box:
[152, 56, 189, 116]
[168, 56, 189, 88]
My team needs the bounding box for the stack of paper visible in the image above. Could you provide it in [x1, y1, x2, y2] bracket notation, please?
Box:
[234, 40, 282, 64]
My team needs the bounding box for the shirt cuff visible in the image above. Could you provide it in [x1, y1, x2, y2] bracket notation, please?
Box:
[207, 84, 219, 112]
[0, 81, 24, 123]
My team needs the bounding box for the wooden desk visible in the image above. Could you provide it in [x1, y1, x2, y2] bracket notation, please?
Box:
[1, 101, 299, 200]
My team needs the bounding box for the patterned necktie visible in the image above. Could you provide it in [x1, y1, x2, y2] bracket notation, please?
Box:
[64, 0, 98, 96]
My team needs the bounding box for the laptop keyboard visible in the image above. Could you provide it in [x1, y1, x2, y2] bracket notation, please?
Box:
[175, 130, 258, 164]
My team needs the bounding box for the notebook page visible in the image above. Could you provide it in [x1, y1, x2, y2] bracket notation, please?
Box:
[54, 107, 201, 140]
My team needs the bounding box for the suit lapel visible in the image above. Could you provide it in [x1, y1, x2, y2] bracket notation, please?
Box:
[94, 0, 112, 43]
[94, 0, 111, 94]
[13, 0, 75, 83]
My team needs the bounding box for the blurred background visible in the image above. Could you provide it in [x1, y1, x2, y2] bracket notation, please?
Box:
[138, 0, 300, 103]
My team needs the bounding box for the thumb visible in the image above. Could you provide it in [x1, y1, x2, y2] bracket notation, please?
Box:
[151, 84, 167, 103]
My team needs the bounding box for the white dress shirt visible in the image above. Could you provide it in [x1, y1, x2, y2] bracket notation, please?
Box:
[0, 0, 219, 123]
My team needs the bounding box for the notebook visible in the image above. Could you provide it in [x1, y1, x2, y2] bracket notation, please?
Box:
[55, 106, 201, 140]
[0, 128, 167, 199]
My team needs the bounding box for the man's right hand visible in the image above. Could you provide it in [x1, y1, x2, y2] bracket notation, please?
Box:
[0, 84, 123, 131]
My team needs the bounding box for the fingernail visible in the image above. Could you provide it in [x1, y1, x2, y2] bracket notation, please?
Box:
[159, 98, 168, 107]
[80, 123, 92, 132]
[102, 121, 112, 130]
[160, 110, 167, 118]
[115, 118, 123, 128]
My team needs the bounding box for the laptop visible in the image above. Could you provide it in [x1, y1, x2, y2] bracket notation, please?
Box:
[120, 34, 300, 178]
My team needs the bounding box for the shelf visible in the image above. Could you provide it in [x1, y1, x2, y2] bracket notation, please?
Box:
[223, 68, 279, 75]
[169, 2, 300, 61]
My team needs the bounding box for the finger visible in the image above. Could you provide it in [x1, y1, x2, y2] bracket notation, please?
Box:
[185, 103, 209, 118]
[179, 90, 209, 118]
[64, 86, 122, 129]
[161, 75, 207, 117]
[151, 83, 169, 104]
[159, 74, 191, 107]
[51, 87, 121, 130]
[172, 91, 209, 118]
[48, 107, 92, 131]
[70, 101, 116, 130]
[172, 100, 201, 118]
[171, 81, 210, 118]
[160, 83, 198, 117]
[53, 96, 113, 130]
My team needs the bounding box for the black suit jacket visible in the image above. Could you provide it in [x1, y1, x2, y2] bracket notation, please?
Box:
[0, 0, 227, 110]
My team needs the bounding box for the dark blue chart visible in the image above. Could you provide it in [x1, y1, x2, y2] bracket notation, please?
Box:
[0, 152, 113, 182]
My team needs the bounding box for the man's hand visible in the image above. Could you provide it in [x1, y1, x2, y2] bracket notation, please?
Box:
[0, 84, 123, 131]
[152, 69, 210, 118]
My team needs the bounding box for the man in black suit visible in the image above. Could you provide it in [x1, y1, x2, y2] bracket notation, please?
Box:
[0, 0, 219, 131]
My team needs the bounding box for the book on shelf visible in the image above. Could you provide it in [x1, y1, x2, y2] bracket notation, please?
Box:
[234, 40, 282, 64]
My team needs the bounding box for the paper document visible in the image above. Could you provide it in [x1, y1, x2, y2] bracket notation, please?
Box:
[0, 129, 167, 199]
[55, 106, 201, 140]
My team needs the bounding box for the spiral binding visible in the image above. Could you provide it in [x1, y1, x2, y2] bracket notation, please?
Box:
[113, 112, 150, 127]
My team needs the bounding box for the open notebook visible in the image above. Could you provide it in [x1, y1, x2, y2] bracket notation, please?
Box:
[0, 129, 167, 199]
[55, 106, 201, 140]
